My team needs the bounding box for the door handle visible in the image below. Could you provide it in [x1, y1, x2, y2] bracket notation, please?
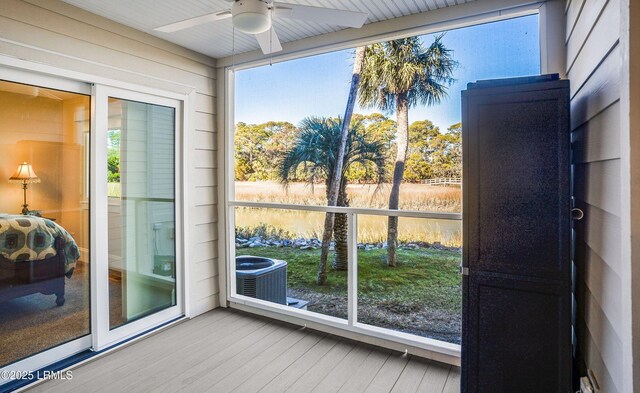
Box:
[571, 208, 584, 221]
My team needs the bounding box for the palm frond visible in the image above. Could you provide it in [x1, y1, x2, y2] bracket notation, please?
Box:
[358, 34, 458, 113]
[277, 117, 387, 189]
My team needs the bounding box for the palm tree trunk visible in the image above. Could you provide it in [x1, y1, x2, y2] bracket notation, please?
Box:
[387, 94, 409, 267]
[317, 47, 366, 285]
[333, 180, 349, 270]
[317, 181, 333, 285]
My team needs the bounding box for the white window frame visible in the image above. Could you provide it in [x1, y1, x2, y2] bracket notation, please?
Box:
[221, 2, 559, 365]
[227, 202, 463, 362]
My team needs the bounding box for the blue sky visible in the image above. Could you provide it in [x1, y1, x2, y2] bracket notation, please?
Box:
[235, 14, 540, 132]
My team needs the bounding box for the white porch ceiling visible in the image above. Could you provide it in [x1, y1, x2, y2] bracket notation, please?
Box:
[61, 0, 473, 59]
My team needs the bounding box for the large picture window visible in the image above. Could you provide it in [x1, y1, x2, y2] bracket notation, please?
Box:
[228, 15, 540, 349]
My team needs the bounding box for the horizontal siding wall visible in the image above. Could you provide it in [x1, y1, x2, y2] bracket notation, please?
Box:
[629, 0, 640, 389]
[0, 0, 219, 316]
[566, 0, 624, 391]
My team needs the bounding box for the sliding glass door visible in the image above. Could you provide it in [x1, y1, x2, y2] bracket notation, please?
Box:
[0, 74, 92, 378]
[93, 87, 183, 349]
[0, 72, 185, 384]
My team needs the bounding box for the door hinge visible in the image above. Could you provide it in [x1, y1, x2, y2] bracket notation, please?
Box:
[460, 266, 469, 276]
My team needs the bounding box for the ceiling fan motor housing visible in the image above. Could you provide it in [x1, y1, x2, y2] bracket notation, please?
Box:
[232, 0, 271, 34]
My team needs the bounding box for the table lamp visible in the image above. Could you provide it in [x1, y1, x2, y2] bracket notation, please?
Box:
[9, 162, 40, 215]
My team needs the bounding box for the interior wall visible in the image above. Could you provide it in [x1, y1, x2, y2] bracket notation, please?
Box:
[0, 91, 64, 215]
[566, 0, 630, 391]
[60, 96, 90, 260]
[0, 90, 89, 258]
[0, 0, 219, 317]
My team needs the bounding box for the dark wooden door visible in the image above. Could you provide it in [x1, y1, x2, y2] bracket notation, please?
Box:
[461, 75, 572, 393]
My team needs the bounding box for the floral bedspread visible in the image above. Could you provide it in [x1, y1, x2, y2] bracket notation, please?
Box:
[0, 214, 80, 275]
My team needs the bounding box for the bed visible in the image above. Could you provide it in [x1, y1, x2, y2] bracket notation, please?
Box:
[0, 215, 80, 306]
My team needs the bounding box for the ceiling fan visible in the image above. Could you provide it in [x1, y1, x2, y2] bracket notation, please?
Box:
[154, 0, 368, 55]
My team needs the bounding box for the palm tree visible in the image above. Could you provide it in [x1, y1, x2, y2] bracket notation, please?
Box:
[358, 35, 456, 267]
[318, 46, 365, 286]
[279, 117, 386, 284]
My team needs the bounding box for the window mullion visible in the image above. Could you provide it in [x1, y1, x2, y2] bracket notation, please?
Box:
[347, 212, 358, 327]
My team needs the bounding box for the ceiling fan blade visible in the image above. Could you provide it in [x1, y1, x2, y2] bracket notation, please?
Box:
[154, 10, 232, 33]
[273, 2, 367, 28]
[255, 28, 283, 54]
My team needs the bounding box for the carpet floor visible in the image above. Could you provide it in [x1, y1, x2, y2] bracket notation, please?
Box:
[0, 263, 125, 367]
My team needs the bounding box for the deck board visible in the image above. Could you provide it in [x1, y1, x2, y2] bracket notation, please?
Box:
[131, 315, 274, 392]
[390, 357, 429, 393]
[416, 360, 451, 392]
[28, 309, 459, 393]
[105, 312, 258, 392]
[441, 368, 461, 393]
[337, 348, 390, 393]
[363, 352, 411, 393]
[283, 340, 357, 393]
[257, 336, 341, 392]
[35, 310, 242, 393]
[233, 331, 327, 393]
[310, 344, 373, 393]
[204, 328, 311, 392]
[173, 323, 296, 391]
[99, 312, 269, 392]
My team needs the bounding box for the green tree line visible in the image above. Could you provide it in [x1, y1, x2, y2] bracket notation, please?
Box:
[234, 114, 461, 183]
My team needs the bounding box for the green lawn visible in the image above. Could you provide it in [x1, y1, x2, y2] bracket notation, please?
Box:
[236, 246, 462, 314]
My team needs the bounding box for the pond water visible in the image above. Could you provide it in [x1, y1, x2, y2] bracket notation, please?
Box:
[235, 207, 462, 246]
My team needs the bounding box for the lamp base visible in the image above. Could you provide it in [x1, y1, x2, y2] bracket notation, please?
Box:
[20, 182, 30, 215]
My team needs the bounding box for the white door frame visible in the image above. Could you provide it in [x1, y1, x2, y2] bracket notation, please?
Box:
[0, 68, 93, 383]
[0, 59, 192, 379]
[91, 85, 186, 351]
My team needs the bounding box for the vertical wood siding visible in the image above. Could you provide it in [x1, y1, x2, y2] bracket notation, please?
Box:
[0, 0, 219, 317]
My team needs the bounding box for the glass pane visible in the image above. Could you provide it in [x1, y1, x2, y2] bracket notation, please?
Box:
[108, 98, 176, 330]
[234, 207, 347, 321]
[0, 80, 90, 366]
[233, 15, 539, 212]
[357, 215, 462, 344]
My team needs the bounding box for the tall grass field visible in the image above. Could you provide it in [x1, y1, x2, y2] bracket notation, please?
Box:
[235, 181, 461, 212]
[234, 181, 462, 247]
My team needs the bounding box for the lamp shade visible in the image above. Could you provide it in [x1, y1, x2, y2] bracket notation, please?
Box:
[9, 162, 40, 184]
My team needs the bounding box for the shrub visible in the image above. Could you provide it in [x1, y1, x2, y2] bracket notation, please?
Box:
[236, 223, 295, 240]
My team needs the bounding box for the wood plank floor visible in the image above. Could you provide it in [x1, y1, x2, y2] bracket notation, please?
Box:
[29, 309, 460, 393]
